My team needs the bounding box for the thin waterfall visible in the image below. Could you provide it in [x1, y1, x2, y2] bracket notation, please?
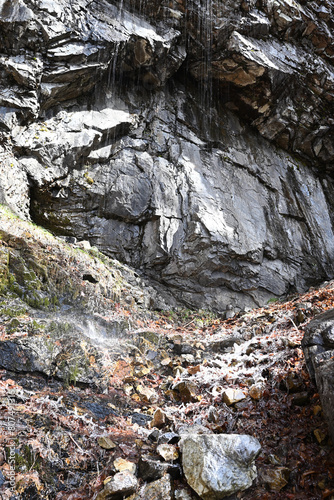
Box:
[204, 0, 213, 124]
[107, 40, 121, 90]
[190, 0, 215, 126]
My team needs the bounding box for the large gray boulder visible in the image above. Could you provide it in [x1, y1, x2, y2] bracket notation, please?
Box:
[180, 433, 261, 499]
[302, 308, 334, 441]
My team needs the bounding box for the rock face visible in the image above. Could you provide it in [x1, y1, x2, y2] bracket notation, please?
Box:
[302, 308, 334, 442]
[180, 433, 261, 499]
[1, 0, 334, 310]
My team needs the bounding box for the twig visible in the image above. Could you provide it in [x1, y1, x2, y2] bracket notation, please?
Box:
[29, 454, 37, 472]
[290, 317, 300, 334]
[182, 319, 195, 328]
[69, 434, 85, 454]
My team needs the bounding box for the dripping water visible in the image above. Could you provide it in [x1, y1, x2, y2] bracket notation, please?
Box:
[203, 0, 213, 117]
[190, 0, 214, 132]
[54, 312, 128, 351]
[107, 40, 121, 91]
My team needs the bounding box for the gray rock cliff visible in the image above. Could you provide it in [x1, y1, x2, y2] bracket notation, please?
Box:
[1, 0, 334, 311]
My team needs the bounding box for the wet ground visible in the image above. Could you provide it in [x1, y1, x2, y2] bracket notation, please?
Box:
[1, 283, 334, 498]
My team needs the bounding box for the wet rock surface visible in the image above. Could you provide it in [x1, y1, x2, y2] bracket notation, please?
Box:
[0, 0, 334, 310]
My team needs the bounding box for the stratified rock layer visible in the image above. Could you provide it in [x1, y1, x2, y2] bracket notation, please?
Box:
[1, 0, 334, 310]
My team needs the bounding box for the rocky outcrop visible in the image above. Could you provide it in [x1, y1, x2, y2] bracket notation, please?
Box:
[182, 0, 334, 167]
[1, 0, 334, 311]
[0, 204, 170, 389]
[302, 308, 334, 442]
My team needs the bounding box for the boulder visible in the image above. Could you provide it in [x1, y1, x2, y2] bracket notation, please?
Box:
[222, 388, 246, 406]
[131, 474, 173, 500]
[157, 444, 179, 462]
[96, 471, 137, 499]
[149, 408, 169, 429]
[113, 458, 136, 475]
[138, 455, 169, 482]
[180, 433, 261, 499]
[302, 309, 334, 379]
